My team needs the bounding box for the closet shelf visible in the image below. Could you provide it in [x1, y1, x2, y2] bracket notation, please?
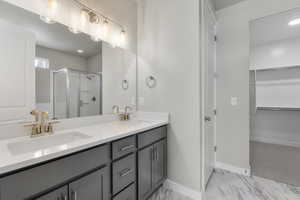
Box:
[256, 79, 300, 85]
[250, 65, 300, 72]
[256, 107, 300, 111]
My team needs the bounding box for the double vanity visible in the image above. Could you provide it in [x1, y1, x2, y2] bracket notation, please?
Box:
[0, 116, 168, 200]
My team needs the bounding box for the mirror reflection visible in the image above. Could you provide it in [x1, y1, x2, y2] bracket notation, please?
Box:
[0, 0, 137, 120]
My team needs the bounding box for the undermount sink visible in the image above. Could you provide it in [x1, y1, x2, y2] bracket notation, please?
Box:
[7, 132, 91, 155]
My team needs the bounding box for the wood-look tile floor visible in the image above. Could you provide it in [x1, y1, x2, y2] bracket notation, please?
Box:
[150, 170, 300, 200]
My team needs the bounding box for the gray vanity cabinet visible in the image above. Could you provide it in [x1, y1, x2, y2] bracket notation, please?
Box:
[36, 186, 68, 200]
[138, 126, 167, 200]
[69, 167, 110, 200]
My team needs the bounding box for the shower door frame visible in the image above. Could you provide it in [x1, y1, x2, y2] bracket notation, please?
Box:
[52, 68, 102, 119]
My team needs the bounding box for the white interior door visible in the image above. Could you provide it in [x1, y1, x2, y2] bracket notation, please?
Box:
[203, 0, 217, 187]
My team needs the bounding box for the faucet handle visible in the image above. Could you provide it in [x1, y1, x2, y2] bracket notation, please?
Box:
[46, 120, 60, 134]
[20, 121, 41, 137]
[112, 105, 120, 114]
[41, 111, 49, 121]
[30, 110, 40, 122]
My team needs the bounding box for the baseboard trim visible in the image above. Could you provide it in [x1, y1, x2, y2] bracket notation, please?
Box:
[215, 161, 251, 176]
[164, 179, 202, 200]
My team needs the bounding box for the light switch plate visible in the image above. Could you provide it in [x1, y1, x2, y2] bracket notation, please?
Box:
[231, 97, 238, 106]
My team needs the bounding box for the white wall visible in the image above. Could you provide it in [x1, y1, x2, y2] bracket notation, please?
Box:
[216, 0, 300, 170]
[138, 0, 201, 192]
[251, 37, 300, 69]
[102, 42, 137, 114]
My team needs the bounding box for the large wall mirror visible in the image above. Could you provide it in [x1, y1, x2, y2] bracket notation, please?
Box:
[0, 0, 137, 121]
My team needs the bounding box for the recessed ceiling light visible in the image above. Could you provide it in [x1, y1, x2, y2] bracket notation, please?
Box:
[288, 18, 300, 26]
[77, 49, 84, 53]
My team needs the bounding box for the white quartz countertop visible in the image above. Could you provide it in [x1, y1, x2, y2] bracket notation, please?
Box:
[0, 114, 168, 176]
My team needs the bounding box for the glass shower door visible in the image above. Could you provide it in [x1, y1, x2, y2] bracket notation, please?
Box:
[79, 73, 101, 117]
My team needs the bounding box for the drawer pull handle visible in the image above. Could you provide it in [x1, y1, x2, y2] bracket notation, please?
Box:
[120, 168, 133, 177]
[120, 145, 135, 152]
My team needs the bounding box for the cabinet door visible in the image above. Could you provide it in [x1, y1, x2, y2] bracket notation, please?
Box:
[69, 167, 110, 200]
[138, 146, 153, 200]
[35, 186, 68, 200]
[0, 19, 35, 123]
[152, 140, 167, 187]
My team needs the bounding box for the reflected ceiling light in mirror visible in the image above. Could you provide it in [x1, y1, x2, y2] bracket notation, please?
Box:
[288, 18, 300, 26]
[80, 9, 89, 27]
[77, 49, 84, 53]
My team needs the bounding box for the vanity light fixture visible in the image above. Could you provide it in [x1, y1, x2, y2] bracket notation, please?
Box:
[80, 8, 90, 26]
[102, 19, 109, 38]
[288, 18, 300, 26]
[77, 49, 84, 53]
[48, 0, 59, 11]
[120, 30, 126, 45]
[40, 0, 126, 47]
[40, 0, 59, 24]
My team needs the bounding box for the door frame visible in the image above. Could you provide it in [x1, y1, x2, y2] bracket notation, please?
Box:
[200, 0, 217, 191]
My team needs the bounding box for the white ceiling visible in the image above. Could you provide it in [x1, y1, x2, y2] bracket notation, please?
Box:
[251, 7, 300, 46]
[211, 0, 245, 10]
[0, 1, 100, 57]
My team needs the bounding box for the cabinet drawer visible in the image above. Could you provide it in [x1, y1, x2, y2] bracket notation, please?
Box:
[112, 154, 136, 195]
[112, 136, 136, 160]
[113, 183, 136, 200]
[0, 144, 110, 200]
[138, 126, 167, 149]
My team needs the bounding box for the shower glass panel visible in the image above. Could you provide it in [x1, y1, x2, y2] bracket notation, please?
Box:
[53, 68, 101, 119]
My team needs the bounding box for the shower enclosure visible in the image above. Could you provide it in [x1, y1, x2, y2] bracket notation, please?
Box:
[52, 68, 101, 119]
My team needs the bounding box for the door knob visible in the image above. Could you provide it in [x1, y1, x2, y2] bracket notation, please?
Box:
[205, 116, 212, 122]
